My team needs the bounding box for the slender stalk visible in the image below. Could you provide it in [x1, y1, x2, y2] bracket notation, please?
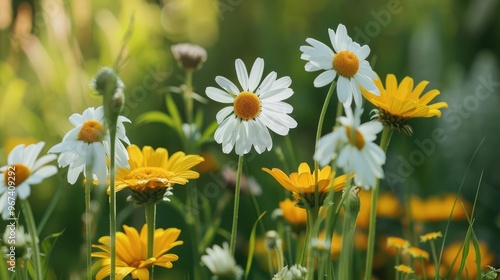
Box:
[20, 199, 42, 280]
[198, 191, 232, 254]
[37, 176, 66, 234]
[313, 81, 337, 215]
[305, 209, 318, 280]
[395, 249, 401, 280]
[85, 167, 93, 280]
[338, 187, 358, 280]
[429, 241, 439, 280]
[364, 125, 393, 280]
[184, 70, 194, 126]
[420, 258, 427, 280]
[229, 155, 244, 256]
[108, 128, 117, 280]
[145, 202, 156, 277]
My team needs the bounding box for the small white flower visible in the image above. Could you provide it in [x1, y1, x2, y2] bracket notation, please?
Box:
[0, 142, 57, 219]
[300, 24, 379, 107]
[206, 57, 297, 156]
[273, 264, 308, 280]
[201, 242, 243, 279]
[310, 237, 331, 252]
[314, 107, 385, 189]
[48, 106, 130, 185]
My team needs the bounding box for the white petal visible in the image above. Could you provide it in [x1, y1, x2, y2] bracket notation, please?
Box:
[337, 76, 350, 104]
[313, 70, 336, 88]
[260, 88, 293, 102]
[272, 76, 292, 89]
[23, 142, 44, 168]
[32, 154, 57, 171]
[262, 101, 293, 114]
[257, 72, 277, 94]
[354, 44, 370, 60]
[305, 38, 334, 57]
[352, 81, 362, 107]
[355, 73, 379, 96]
[248, 57, 264, 92]
[28, 166, 58, 184]
[305, 62, 321, 72]
[216, 106, 234, 123]
[206, 87, 235, 103]
[8, 144, 25, 164]
[16, 183, 30, 199]
[235, 59, 249, 91]
[215, 76, 240, 94]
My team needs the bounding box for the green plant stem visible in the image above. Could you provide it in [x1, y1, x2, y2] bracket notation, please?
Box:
[198, 191, 232, 254]
[184, 70, 194, 126]
[37, 176, 66, 234]
[305, 209, 318, 280]
[229, 155, 244, 256]
[313, 81, 337, 215]
[20, 199, 42, 280]
[420, 258, 427, 280]
[85, 167, 92, 280]
[108, 125, 117, 280]
[429, 241, 439, 280]
[338, 187, 358, 280]
[364, 125, 393, 280]
[395, 249, 401, 280]
[145, 202, 156, 277]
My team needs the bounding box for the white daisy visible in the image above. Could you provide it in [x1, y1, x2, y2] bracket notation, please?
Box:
[300, 24, 380, 107]
[48, 106, 130, 185]
[206, 57, 297, 156]
[0, 142, 57, 219]
[201, 242, 243, 279]
[314, 107, 385, 189]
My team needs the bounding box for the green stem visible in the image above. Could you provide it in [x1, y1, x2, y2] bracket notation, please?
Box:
[313, 81, 337, 216]
[229, 155, 244, 256]
[37, 176, 66, 234]
[109, 125, 117, 280]
[20, 199, 43, 280]
[395, 249, 401, 280]
[364, 125, 393, 280]
[145, 202, 156, 277]
[184, 70, 194, 126]
[338, 187, 358, 280]
[85, 167, 92, 280]
[198, 191, 232, 254]
[429, 241, 439, 280]
[305, 209, 318, 280]
[420, 258, 427, 280]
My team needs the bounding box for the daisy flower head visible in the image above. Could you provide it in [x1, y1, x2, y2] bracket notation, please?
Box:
[300, 24, 379, 107]
[201, 242, 243, 279]
[48, 106, 130, 185]
[263, 162, 347, 208]
[92, 224, 183, 280]
[0, 142, 57, 219]
[206, 57, 297, 156]
[362, 74, 449, 135]
[114, 145, 204, 205]
[314, 107, 385, 189]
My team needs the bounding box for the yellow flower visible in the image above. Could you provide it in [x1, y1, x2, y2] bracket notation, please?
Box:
[406, 246, 429, 260]
[279, 198, 307, 226]
[410, 194, 471, 222]
[263, 162, 347, 207]
[115, 145, 204, 192]
[394, 264, 414, 274]
[362, 74, 448, 135]
[92, 224, 183, 280]
[387, 237, 410, 250]
[420, 231, 442, 243]
[442, 240, 495, 279]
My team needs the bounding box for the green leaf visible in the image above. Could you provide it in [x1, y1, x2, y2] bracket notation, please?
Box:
[165, 93, 183, 134]
[136, 111, 173, 126]
[245, 211, 267, 280]
[198, 121, 219, 145]
[41, 230, 65, 279]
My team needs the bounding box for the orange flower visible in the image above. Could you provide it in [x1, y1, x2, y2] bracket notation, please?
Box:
[406, 246, 429, 260]
[356, 191, 402, 229]
[442, 241, 495, 279]
[410, 194, 471, 222]
[387, 237, 410, 250]
[420, 231, 442, 243]
[279, 198, 307, 226]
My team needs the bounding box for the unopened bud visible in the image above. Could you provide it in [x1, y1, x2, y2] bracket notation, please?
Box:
[171, 43, 207, 71]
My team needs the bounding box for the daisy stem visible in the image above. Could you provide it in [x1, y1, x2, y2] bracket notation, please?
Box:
[85, 166, 92, 280]
[339, 186, 359, 280]
[145, 202, 156, 276]
[395, 249, 401, 280]
[420, 258, 427, 280]
[229, 155, 244, 256]
[314, 81, 337, 213]
[364, 125, 393, 280]
[20, 198, 43, 280]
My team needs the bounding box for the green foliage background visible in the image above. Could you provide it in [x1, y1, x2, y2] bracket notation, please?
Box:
[1, 0, 500, 278]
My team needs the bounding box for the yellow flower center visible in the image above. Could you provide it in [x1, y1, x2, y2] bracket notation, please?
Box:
[124, 167, 174, 190]
[332, 50, 359, 78]
[4, 164, 31, 187]
[233, 92, 261, 120]
[344, 126, 365, 150]
[77, 120, 105, 143]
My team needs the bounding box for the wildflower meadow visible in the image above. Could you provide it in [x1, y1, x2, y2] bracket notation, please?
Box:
[1, 0, 500, 279]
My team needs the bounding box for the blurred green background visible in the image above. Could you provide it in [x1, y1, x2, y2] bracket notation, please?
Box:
[1, 0, 500, 278]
